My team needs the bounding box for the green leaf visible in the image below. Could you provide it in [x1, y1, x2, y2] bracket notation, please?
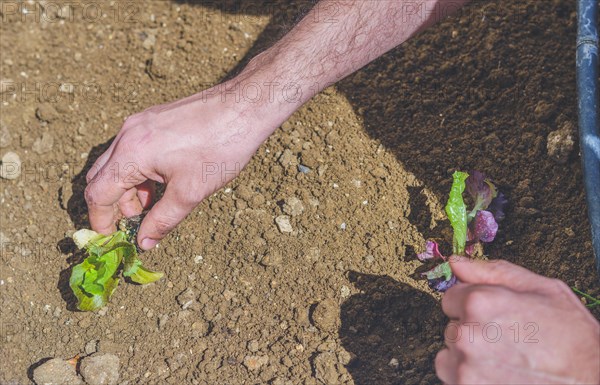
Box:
[69, 259, 94, 293]
[86, 232, 128, 257]
[129, 266, 164, 285]
[445, 171, 469, 255]
[69, 229, 163, 311]
[121, 244, 141, 277]
[82, 268, 103, 295]
[424, 261, 453, 281]
[77, 277, 120, 312]
[69, 259, 120, 311]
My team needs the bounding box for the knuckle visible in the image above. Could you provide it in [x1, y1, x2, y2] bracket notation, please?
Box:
[86, 168, 96, 183]
[150, 214, 178, 236]
[86, 173, 94, 184]
[173, 184, 203, 207]
[117, 130, 151, 153]
[84, 185, 96, 206]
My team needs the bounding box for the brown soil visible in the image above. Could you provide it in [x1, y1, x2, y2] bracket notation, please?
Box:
[1, 1, 598, 384]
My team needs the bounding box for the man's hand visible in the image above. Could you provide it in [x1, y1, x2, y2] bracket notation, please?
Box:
[85, 0, 468, 248]
[436, 258, 600, 384]
[84, 80, 280, 250]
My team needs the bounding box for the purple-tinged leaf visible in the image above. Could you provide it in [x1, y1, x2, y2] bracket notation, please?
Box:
[466, 171, 497, 221]
[489, 192, 508, 222]
[428, 275, 458, 292]
[465, 233, 475, 257]
[471, 210, 498, 243]
[417, 240, 445, 262]
[422, 262, 457, 292]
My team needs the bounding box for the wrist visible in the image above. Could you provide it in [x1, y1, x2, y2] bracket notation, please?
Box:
[192, 68, 304, 146]
[230, 50, 322, 123]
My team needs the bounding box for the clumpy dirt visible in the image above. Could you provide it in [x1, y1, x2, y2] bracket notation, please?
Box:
[1, 0, 599, 384]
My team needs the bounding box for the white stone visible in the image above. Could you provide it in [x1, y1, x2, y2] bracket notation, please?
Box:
[275, 215, 293, 233]
[0, 151, 21, 179]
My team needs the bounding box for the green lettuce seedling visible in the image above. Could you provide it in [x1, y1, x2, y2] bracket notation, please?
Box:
[417, 171, 507, 292]
[69, 228, 163, 311]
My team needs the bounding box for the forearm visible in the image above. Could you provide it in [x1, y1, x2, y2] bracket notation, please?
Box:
[233, 0, 468, 129]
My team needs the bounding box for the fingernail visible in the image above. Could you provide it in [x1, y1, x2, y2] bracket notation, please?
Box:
[141, 238, 159, 250]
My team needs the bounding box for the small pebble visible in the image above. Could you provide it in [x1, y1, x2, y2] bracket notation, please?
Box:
[142, 33, 156, 50]
[243, 355, 268, 371]
[84, 340, 98, 355]
[247, 340, 259, 352]
[283, 197, 304, 217]
[370, 167, 387, 178]
[191, 320, 209, 336]
[547, 125, 575, 164]
[278, 149, 297, 167]
[275, 215, 293, 233]
[158, 314, 169, 330]
[260, 251, 283, 266]
[35, 103, 59, 123]
[32, 132, 54, 154]
[340, 285, 350, 298]
[0, 151, 21, 180]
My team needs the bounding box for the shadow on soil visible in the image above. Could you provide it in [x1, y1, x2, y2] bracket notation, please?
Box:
[340, 271, 445, 385]
[57, 139, 114, 311]
[62, 139, 114, 230]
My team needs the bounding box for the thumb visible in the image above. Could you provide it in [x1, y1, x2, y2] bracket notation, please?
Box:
[449, 257, 549, 291]
[137, 185, 196, 250]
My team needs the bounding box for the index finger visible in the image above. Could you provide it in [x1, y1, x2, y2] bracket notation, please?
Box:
[85, 159, 145, 234]
[449, 257, 551, 292]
